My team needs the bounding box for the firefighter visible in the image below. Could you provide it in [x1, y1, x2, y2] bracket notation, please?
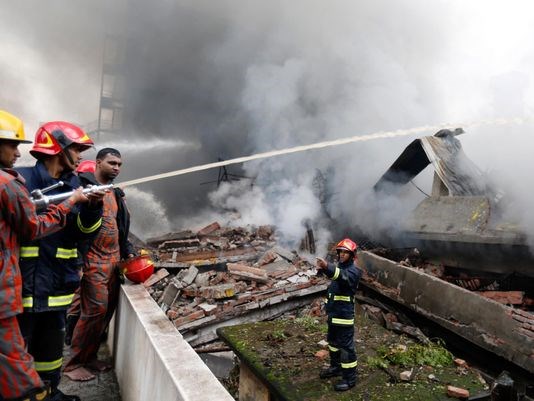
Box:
[0, 111, 89, 401]
[316, 238, 362, 392]
[15, 122, 105, 401]
[64, 148, 136, 382]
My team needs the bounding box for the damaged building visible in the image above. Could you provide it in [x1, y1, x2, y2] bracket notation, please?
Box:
[361, 128, 534, 374]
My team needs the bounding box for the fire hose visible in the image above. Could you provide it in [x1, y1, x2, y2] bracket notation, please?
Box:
[30, 181, 114, 210]
[116, 116, 527, 188]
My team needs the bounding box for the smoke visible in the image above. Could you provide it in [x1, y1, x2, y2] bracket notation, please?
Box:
[3, 1, 534, 249]
[122, 187, 171, 241]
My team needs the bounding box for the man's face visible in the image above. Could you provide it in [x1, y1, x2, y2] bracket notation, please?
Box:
[97, 154, 122, 181]
[0, 140, 21, 168]
[61, 144, 87, 172]
[338, 249, 352, 263]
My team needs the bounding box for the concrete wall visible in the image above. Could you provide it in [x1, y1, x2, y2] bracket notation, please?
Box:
[359, 251, 534, 374]
[112, 284, 235, 401]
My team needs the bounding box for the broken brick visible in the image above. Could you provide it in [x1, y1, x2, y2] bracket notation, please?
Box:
[197, 222, 221, 236]
[446, 385, 469, 399]
[173, 310, 206, 328]
[199, 283, 237, 299]
[315, 350, 328, 360]
[143, 268, 170, 288]
[478, 291, 524, 305]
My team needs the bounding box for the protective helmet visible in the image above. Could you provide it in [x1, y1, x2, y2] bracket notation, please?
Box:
[120, 254, 154, 284]
[0, 110, 32, 143]
[76, 160, 96, 174]
[335, 238, 358, 254]
[30, 121, 94, 158]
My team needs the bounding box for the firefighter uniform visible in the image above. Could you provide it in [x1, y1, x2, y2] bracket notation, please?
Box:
[320, 238, 362, 391]
[16, 127, 102, 400]
[66, 188, 129, 370]
[0, 110, 79, 401]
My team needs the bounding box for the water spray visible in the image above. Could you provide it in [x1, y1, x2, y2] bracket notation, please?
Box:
[117, 117, 527, 188]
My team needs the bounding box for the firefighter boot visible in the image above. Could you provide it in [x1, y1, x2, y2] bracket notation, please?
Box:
[8, 383, 51, 401]
[319, 348, 341, 379]
[334, 369, 357, 392]
[320, 366, 343, 379]
[49, 389, 80, 401]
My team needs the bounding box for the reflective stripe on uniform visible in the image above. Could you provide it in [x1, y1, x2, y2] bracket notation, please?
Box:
[22, 294, 75, 308]
[77, 214, 102, 234]
[22, 297, 33, 308]
[20, 246, 39, 257]
[333, 295, 352, 302]
[331, 317, 354, 325]
[341, 360, 358, 369]
[48, 294, 74, 307]
[34, 358, 63, 372]
[55, 247, 78, 259]
[328, 344, 339, 352]
[332, 267, 340, 280]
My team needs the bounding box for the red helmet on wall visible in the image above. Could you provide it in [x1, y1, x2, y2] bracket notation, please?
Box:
[30, 121, 94, 158]
[335, 238, 358, 254]
[120, 254, 154, 284]
[76, 160, 96, 174]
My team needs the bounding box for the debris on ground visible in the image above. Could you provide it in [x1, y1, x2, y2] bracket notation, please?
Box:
[218, 304, 488, 401]
[141, 223, 328, 346]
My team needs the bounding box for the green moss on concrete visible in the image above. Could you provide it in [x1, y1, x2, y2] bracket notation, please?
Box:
[218, 312, 487, 401]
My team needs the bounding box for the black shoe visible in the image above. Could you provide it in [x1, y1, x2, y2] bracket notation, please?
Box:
[334, 379, 356, 392]
[19, 385, 51, 401]
[50, 390, 81, 401]
[319, 366, 342, 379]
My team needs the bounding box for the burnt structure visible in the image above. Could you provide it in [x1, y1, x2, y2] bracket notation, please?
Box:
[374, 128, 534, 278]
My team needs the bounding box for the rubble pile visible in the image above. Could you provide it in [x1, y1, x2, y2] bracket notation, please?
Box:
[141, 222, 329, 346]
[370, 247, 534, 310]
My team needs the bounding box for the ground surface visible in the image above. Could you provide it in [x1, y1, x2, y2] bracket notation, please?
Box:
[219, 307, 488, 401]
[59, 344, 121, 401]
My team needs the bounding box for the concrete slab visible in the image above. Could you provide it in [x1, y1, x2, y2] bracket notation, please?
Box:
[359, 250, 534, 373]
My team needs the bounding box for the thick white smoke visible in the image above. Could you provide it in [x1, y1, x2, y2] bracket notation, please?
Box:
[3, 1, 534, 248]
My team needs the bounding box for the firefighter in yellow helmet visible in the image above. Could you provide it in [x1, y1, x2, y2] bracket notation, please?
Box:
[316, 238, 362, 392]
[0, 110, 89, 401]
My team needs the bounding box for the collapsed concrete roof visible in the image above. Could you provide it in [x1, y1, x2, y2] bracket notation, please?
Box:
[372, 128, 534, 277]
[374, 128, 488, 197]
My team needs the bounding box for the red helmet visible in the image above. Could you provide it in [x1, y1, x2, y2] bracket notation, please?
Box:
[120, 254, 154, 284]
[30, 121, 94, 158]
[335, 238, 357, 254]
[76, 160, 96, 174]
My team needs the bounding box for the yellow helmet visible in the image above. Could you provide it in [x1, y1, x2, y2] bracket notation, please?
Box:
[0, 110, 32, 143]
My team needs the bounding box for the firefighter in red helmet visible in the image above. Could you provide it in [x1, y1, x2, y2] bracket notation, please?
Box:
[0, 111, 90, 401]
[75, 160, 96, 174]
[316, 238, 362, 392]
[15, 121, 105, 401]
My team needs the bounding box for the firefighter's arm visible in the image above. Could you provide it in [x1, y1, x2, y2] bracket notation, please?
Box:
[7, 181, 85, 240]
[73, 190, 105, 238]
[323, 263, 359, 288]
[120, 239, 136, 260]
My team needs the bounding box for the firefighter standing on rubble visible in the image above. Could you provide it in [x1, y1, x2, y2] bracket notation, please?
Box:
[15, 122, 105, 401]
[316, 238, 362, 392]
[0, 111, 91, 401]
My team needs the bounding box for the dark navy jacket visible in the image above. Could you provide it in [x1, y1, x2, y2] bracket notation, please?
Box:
[324, 259, 362, 325]
[78, 171, 135, 260]
[16, 161, 102, 312]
